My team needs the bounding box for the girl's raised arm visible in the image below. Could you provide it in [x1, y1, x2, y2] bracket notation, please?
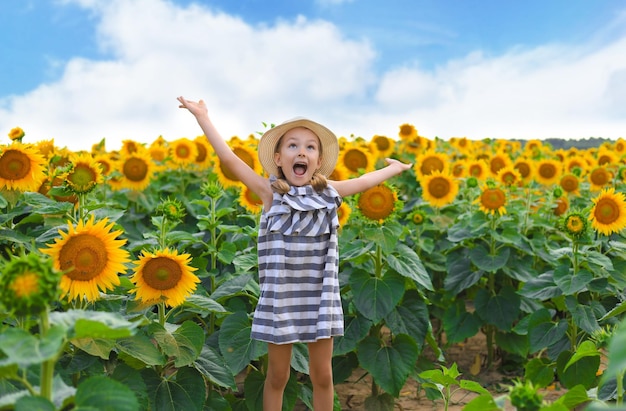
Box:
[177, 96, 272, 203]
[330, 158, 412, 197]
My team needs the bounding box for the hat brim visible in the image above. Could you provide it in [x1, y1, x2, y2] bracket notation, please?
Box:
[258, 117, 339, 177]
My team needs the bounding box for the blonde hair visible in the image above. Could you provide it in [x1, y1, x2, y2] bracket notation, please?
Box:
[271, 134, 329, 194]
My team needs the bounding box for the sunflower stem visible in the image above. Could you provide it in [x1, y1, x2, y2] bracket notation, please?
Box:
[39, 309, 54, 402]
[158, 302, 166, 326]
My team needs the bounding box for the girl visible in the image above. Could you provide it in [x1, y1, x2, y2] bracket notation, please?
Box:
[177, 96, 411, 410]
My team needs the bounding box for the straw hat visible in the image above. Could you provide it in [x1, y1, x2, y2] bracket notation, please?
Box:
[258, 117, 339, 177]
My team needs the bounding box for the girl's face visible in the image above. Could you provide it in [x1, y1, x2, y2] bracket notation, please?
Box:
[274, 127, 323, 186]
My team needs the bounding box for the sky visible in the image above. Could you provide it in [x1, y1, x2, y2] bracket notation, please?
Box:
[1, 0, 626, 151]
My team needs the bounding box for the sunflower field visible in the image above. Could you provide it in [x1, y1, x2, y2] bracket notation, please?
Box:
[2, 124, 626, 411]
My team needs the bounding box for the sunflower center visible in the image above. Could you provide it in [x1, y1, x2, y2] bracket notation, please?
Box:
[68, 164, 97, 189]
[343, 149, 368, 173]
[598, 155, 612, 166]
[0, 149, 31, 180]
[566, 216, 584, 233]
[594, 197, 620, 225]
[490, 157, 506, 174]
[123, 157, 149, 182]
[175, 144, 192, 159]
[11, 272, 40, 298]
[560, 175, 579, 193]
[538, 163, 557, 179]
[399, 125, 415, 138]
[590, 168, 611, 186]
[195, 142, 208, 162]
[358, 186, 395, 221]
[500, 171, 517, 186]
[481, 188, 506, 210]
[420, 157, 444, 176]
[374, 136, 390, 152]
[427, 176, 451, 199]
[514, 162, 531, 178]
[60, 234, 108, 281]
[142, 257, 183, 290]
[469, 164, 484, 178]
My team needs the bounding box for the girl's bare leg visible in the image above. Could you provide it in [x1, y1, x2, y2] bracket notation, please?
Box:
[308, 338, 334, 411]
[264, 343, 293, 411]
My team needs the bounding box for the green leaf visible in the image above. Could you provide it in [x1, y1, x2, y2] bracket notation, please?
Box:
[564, 340, 600, 372]
[495, 331, 529, 358]
[72, 338, 116, 359]
[442, 300, 481, 344]
[469, 244, 510, 272]
[153, 378, 198, 411]
[0, 326, 66, 367]
[22, 192, 74, 215]
[116, 333, 166, 367]
[524, 357, 555, 388]
[218, 311, 266, 375]
[553, 384, 590, 409]
[211, 274, 255, 301]
[462, 393, 501, 411]
[459, 379, 490, 395]
[15, 396, 55, 411]
[553, 264, 593, 295]
[384, 290, 430, 350]
[387, 243, 433, 291]
[333, 313, 372, 356]
[150, 321, 204, 367]
[175, 367, 206, 411]
[218, 241, 238, 264]
[75, 376, 139, 411]
[603, 322, 626, 380]
[528, 312, 568, 353]
[518, 272, 562, 300]
[444, 249, 482, 294]
[50, 309, 138, 339]
[193, 345, 237, 390]
[564, 296, 601, 335]
[183, 294, 228, 315]
[357, 334, 418, 397]
[556, 350, 599, 389]
[244, 370, 298, 411]
[349, 269, 405, 323]
[474, 286, 520, 331]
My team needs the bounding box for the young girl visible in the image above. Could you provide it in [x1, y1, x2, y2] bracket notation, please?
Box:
[177, 96, 411, 411]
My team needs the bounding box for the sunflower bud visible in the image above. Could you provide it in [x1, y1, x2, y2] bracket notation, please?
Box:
[552, 187, 564, 198]
[157, 197, 186, 221]
[466, 176, 478, 188]
[0, 253, 61, 316]
[202, 181, 222, 199]
[8, 127, 25, 142]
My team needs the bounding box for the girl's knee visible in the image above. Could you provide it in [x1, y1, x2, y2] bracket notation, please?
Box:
[266, 367, 291, 389]
[309, 366, 333, 389]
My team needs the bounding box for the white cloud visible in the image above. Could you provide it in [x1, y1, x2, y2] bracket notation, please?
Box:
[1, 0, 626, 152]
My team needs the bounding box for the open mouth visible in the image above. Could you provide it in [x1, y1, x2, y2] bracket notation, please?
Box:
[293, 162, 308, 176]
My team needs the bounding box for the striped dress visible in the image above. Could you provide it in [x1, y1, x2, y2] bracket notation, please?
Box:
[250, 181, 344, 344]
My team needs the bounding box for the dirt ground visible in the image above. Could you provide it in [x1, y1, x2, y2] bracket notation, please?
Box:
[295, 331, 568, 411]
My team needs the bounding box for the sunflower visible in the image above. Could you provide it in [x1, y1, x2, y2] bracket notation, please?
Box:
[36, 139, 57, 160]
[130, 248, 200, 307]
[8, 127, 25, 142]
[409, 208, 427, 225]
[559, 173, 581, 196]
[414, 150, 449, 179]
[398, 123, 418, 142]
[496, 165, 522, 187]
[193, 136, 213, 170]
[369, 135, 396, 159]
[115, 149, 156, 191]
[513, 158, 534, 184]
[148, 143, 169, 164]
[562, 212, 588, 239]
[169, 137, 198, 167]
[338, 143, 375, 176]
[328, 163, 350, 182]
[475, 184, 507, 216]
[238, 185, 263, 214]
[63, 153, 104, 194]
[120, 139, 144, 156]
[0, 142, 48, 192]
[596, 148, 619, 168]
[615, 138, 626, 155]
[466, 159, 490, 180]
[553, 195, 569, 217]
[451, 160, 466, 178]
[564, 156, 590, 177]
[40, 216, 130, 302]
[337, 201, 352, 228]
[533, 158, 562, 186]
[0, 252, 61, 316]
[420, 170, 459, 208]
[213, 139, 259, 188]
[588, 166, 613, 191]
[488, 152, 513, 176]
[589, 187, 626, 236]
[93, 153, 114, 177]
[357, 184, 398, 223]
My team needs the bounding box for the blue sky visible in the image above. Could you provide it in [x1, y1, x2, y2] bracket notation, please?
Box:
[2, 0, 626, 150]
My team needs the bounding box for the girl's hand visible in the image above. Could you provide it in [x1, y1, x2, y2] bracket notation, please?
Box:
[177, 96, 208, 118]
[385, 158, 412, 173]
